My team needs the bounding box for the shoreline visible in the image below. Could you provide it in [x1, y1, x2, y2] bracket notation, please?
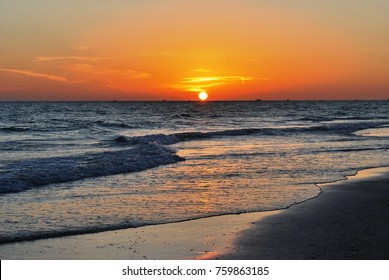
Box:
[0, 210, 278, 260]
[216, 166, 389, 259]
[1, 166, 388, 259]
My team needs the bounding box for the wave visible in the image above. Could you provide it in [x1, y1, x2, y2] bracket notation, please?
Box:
[317, 147, 389, 153]
[95, 120, 135, 129]
[0, 143, 184, 194]
[0, 126, 30, 133]
[115, 121, 389, 146]
[0, 221, 147, 244]
[115, 128, 285, 146]
[307, 121, 388, 134]
[297, 116, 389, 122]
[2, 120, 387, 194]
[0, 210, 251, 244]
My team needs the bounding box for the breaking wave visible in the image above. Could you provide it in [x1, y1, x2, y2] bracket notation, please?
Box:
[1, 120, 387, 194]
[0, 144, 184, 194]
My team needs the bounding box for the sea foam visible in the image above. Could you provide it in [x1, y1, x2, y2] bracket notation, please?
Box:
[0, 143, 184, 194]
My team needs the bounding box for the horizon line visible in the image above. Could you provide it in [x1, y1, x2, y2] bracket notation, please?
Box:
[0, 99, 388, 102]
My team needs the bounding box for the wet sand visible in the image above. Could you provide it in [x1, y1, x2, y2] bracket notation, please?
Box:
[0, 210, 276, 260]
[217, 167, 389, 259]
[1, 167, 388, 260]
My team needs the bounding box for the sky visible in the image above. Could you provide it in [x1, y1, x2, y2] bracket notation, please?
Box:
[1, 0, 388, 101]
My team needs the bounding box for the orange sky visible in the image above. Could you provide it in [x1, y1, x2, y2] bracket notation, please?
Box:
[1, 0, 388, 100]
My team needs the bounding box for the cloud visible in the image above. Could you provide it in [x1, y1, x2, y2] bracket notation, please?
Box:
[34, 56, 149, 80]
[126, 69, 151, 79]
[57, 63, 151, 79]
[0, 68, 68, 82]
[174, 75, 267, 92]
[178, 83, 225, 92]
[34, 56, 108, 63]
[105, 80, 129, 92]
[181, 76, 256, 84]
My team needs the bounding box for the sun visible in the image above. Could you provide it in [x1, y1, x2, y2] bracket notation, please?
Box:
[198, 91, 208, 101]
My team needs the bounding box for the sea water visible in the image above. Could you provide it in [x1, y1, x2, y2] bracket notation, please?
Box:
[0, 101, 388, 243]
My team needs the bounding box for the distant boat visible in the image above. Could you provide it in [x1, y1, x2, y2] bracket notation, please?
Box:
[255, 99, 262, 102]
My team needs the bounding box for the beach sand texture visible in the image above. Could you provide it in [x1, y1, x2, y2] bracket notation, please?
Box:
[218, 167, 389, 260]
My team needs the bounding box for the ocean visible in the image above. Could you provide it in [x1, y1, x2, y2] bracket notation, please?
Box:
[0, 101, 388, 243]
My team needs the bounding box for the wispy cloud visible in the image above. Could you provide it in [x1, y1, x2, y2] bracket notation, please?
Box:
[34, 56, 108, 63]
[177, 83, 225, 92]
[126, 69, 151, 79]
[105, 80, 129, 92]
[174, 75, 266, 92]
[194, 68, 211, 73]
[181, 76, 256, 84]
[0, 68, 68, 82]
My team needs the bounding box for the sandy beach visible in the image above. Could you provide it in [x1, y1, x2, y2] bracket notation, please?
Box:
[218, 167, 389, 260]
[1, 167, 388, 260]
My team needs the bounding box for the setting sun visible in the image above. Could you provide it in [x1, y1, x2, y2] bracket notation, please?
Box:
[198, 91, 208, 101]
